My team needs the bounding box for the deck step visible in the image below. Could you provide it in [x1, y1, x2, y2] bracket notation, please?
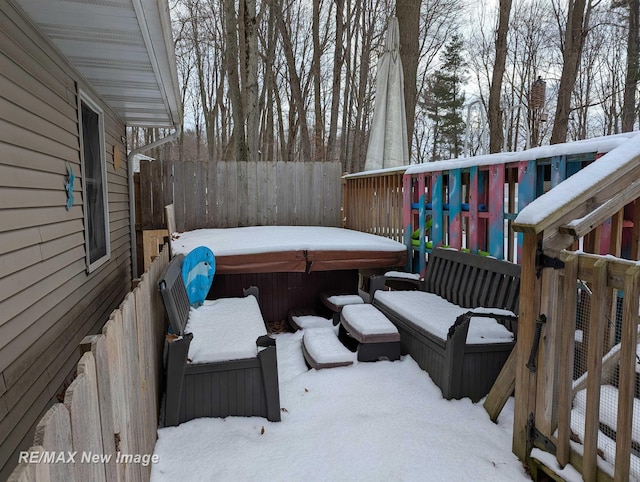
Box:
[302, 327, 356, 370]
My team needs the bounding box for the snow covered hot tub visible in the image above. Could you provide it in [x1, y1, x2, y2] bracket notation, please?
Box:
[169, 226, 407, 274]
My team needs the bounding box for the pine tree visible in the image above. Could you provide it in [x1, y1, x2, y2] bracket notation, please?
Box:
[423, 34, 467, 160]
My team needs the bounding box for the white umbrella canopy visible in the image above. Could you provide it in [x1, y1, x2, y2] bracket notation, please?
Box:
[364, 16, 409, 171]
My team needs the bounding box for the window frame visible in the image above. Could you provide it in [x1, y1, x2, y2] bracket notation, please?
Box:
[78, 91, 110, 273]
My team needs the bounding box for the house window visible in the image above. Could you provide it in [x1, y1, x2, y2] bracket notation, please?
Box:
[79, 94, 110, 272]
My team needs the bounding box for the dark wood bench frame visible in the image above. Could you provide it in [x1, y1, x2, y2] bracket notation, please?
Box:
[373, 248, 520, 402]
[158, 254, 281, 426]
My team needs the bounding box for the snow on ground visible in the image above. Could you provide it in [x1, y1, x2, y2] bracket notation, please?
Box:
[170, 226, 406, 257]
[151, 331, 530, 482]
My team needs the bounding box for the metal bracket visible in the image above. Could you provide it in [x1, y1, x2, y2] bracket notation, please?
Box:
[527, 413, 557, 455]
[535, 242, 564, 278]
[526, 314, 546, 372]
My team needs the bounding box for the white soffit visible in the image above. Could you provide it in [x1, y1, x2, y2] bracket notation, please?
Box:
[16, 0, 181, 128]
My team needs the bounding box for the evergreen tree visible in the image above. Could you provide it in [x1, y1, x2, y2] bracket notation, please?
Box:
[423, 34, 467, 160]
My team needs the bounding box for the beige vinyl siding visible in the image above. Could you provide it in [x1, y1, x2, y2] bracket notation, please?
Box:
[0, 2, 133, 478]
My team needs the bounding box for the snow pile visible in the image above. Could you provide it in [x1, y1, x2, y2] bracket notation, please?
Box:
[151, 331, 528, 481]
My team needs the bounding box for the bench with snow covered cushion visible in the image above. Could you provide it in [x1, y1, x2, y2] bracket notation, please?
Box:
[339, 304, 400, 362]
[373, 248, 520, 401]
[158, 254, 281, 426]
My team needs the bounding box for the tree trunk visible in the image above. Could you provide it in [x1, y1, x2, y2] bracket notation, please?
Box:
[352, 1, 373, 173]
[397, 0, 421, 158]
[312, 0, 324, 161]
[261, 0, 277, 163]
[488, 0, 512, 153]
[224, 0, 248, 161]
[623, 0, 639, 132]
[243, 0, 260, 162]
[275, 0, 312, 162]
[328, 0, 344, 165]
[551, 0, 589, 144]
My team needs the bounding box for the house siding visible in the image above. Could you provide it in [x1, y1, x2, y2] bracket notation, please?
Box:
[0, 2, 133, 478]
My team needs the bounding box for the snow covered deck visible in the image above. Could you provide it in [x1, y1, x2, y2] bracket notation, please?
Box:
[170, 226, 407, 273]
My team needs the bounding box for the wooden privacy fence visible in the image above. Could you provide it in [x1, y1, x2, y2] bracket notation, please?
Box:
[9, 248, 170, 482]
[138, 160, 343, 232]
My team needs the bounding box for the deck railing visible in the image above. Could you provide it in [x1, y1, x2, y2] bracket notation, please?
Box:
[9, 248, 170, 482]
[512, 132, 640, 480]
[343, 168, 405, 242]
[343, 133, 636, 277]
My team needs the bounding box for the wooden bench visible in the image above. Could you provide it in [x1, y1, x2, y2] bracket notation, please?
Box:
[158, 254, 281, 426]
[373, 248, 520, 402]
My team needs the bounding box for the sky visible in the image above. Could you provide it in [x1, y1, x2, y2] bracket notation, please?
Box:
[151, 328, 531, 482]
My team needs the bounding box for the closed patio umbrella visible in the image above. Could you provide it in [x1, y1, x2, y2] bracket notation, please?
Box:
[364, 16, 409, 171]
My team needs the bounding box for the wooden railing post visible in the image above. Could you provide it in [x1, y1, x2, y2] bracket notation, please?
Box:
[556, 254, 579, 467]
[513, 231, 543, 460]
[613, 266, 640, 481]
[534, 251, 563, 439]
[582, 259, 609, 482]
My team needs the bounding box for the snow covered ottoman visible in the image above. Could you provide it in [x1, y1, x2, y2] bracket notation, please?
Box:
[159, 254, 281, 426]
[339, 304, 401, 362]
[320, 292, 365, 324]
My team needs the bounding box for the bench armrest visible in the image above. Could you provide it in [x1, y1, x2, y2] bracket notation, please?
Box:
[447, 311, 518, 342]
[384, 276, 423, 291]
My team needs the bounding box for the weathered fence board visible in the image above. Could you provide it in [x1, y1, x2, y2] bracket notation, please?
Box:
[32, 405, 74, 482]
[82, 335, 118, 482]
[65, 353, 105, 482]
[9, 249, 170, 482]
[138, 160, 343, 231]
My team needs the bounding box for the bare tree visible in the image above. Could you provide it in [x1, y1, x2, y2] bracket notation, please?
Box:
[488, 0, 512, 153]
[243, 0, 260, 161]
[551, 0, 597, 144]
[622, 0, 639, 132]
[224, 0, 248, 161]
[275, 0, 312, 161]
[397, 0, 422, 155]
[327, 0, 344, 164]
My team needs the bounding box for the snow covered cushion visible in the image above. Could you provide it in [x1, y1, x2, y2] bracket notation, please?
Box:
[185, 295, 267, 363]
[374, 291, 514, 345]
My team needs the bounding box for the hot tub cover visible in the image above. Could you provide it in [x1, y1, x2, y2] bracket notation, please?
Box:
[170, 226, 407, 273]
